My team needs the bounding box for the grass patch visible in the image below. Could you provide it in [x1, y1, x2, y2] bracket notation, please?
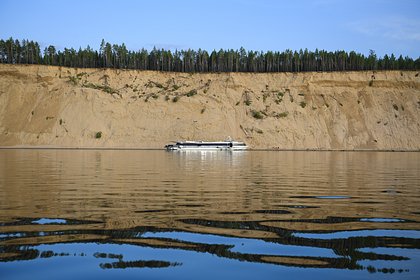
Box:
[276, 112, 288, 118]
[243, 92, 252, 106]
[145, 81, 165, 89]
[83, 83, 118, 94]
[186, 89, 197, 97]
[251, 110, 264, 119]
[68, 76, 78, 85]
[262, 92, 270, 102]
[154, 82, 164, 89]
[68, 72, 88, 85]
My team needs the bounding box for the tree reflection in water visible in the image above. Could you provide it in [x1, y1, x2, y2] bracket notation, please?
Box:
[0, 216, 418, 274]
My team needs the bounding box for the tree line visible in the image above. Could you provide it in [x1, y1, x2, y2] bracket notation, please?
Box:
[1, 37, 419, 72]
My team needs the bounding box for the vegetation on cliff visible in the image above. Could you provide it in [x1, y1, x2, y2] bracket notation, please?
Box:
[0, 37, 419, 73]
[0, 64, 418, 149]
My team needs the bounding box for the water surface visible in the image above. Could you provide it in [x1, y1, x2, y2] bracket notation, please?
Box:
[0, 150, 419, 279]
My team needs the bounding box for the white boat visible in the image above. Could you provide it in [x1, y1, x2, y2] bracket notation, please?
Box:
[165, 139, 248, 151]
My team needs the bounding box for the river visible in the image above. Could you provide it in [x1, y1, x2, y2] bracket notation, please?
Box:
[0, 150, 419, 279]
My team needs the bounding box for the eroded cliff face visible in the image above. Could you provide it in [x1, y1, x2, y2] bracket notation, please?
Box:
[0, 64, 419, 149]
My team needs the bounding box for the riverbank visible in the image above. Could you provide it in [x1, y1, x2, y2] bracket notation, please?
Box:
[0, 64, 419, 149]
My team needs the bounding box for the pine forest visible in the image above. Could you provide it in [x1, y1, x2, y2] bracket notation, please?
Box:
[1, 37, 419, 72]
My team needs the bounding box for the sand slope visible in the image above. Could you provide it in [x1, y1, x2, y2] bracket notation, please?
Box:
[0, 64, 419, 149]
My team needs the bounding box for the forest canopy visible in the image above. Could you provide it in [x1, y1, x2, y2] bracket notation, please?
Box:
[1, 37, 419, 72]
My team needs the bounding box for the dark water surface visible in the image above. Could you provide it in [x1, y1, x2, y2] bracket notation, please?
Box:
[0, 150, 419, 279]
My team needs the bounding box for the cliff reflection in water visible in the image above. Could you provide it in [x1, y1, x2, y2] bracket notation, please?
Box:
[0, 150, 419, 278]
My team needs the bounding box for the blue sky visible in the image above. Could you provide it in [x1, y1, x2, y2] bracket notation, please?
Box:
[1, 0, 419, 57]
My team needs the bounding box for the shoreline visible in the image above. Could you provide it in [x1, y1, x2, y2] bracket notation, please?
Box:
[0, 146, 419, 152]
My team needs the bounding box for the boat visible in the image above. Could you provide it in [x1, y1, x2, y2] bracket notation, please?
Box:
[164, 139, 248, 151]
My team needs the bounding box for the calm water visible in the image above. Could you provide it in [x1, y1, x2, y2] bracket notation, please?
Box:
[0, 150, 419, 279]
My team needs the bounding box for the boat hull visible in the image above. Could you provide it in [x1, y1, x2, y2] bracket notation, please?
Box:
[165, 141, 248, 151]
[166, 146, 248, 151]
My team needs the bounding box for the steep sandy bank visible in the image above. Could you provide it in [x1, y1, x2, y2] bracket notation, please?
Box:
[0, 64, 419, 149]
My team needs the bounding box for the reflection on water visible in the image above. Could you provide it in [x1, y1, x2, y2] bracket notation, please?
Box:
[0, 150, 419, 279]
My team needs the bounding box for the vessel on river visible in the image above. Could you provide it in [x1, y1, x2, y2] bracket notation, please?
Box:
[165, 139, 248, 151]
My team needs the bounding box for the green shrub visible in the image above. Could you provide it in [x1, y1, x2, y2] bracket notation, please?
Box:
[172, 96, 179, 102]
[277, 112, 288, 118]
[368, 80, 373, 86]
[146, 81, 165, 89]
[262, 92, 270, 102]
[186, 89, 197, 97]
[299, 101, 307, 108]
[82, 83, 118, 94]
[251, 110, 264, 119]
[68, 76, 78, 85]
[154, 82, 164, 89]
[95, 131, 102, 139]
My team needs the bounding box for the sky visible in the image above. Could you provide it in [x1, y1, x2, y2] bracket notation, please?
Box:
[1, 0, 419, 58]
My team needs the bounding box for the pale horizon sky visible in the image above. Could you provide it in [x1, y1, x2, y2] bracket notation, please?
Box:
[1, 0, 419, 58]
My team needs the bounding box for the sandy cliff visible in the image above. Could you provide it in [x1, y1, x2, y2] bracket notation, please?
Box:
[0, 64, 419, 149]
